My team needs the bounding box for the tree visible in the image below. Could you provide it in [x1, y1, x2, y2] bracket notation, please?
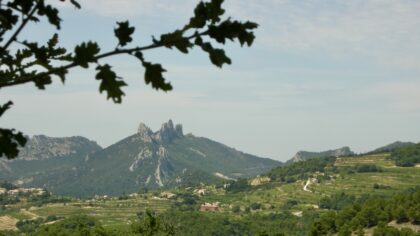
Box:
[131, 210, 175, 236]
[0, 0, 258, 159]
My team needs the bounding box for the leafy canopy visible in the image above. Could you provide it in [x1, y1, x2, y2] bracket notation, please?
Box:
[0, 0, 258, 159]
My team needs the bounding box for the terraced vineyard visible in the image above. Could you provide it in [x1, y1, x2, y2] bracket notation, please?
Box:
[316, 153, 420, 196]
[0, 197, 172, 230]
[1, 153, 419, 235]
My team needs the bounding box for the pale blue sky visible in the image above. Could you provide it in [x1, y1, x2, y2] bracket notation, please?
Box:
[1, 0, 420, 161]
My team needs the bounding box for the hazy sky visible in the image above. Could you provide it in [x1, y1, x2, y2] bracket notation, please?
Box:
[1, 0, 420, 161]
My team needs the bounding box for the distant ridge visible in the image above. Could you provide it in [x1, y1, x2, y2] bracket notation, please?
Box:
[0, 135, 101, 184]
[0, 120, 281, 197]
[368, 141, 416, 154]
[287, 146, 354, 164]
[18, 135, 102, 160]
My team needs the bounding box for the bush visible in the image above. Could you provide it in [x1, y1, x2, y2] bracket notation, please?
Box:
[16, 218, 45, 233]
[319, 192, 356, 210]
[373, 225, 417, 236]
[232, 205, 241, 213]
[0, 181, 17, 190]
[355, 164, 382, 173]
[391, 143, 420, 167]
[250, 202, 262, 210]
[226, 178, 251, 193]
[131, 210, 175, 236]
[373, 183, 391, 190]
[284, 200, 298, 209]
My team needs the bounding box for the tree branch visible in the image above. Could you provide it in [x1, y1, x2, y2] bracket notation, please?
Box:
[0, 3, 39, 55]
[0, 30, 209, 88]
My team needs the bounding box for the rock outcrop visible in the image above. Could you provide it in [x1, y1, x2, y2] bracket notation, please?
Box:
[154, 120, 183, 143]
[288, 146, 354, 163]
[136, 119, 184, 144]
[17, 135, 102, 160]
[137, 123, 153, 143]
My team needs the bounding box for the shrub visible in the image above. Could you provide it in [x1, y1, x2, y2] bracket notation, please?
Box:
[250, 202, 262, 210]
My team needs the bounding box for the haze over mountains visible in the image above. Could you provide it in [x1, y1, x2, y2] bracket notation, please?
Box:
[0, 119, 417, 197]
[0, 120, 280, 196]
[286, 141, 418, 164]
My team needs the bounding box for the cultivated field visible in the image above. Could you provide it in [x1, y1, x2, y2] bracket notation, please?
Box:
[1, 153, 419, 232]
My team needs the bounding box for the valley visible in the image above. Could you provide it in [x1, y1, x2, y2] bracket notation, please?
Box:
[1, 149, 419, 235]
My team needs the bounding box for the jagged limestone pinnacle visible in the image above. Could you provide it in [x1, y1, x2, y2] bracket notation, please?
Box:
[155, 119, 184, 143]
[137, 123, 153, 143]
[137, 120, 184, 143]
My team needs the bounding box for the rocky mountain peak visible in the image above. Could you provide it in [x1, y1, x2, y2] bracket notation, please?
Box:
[137, 123, 153, 142]
[334, 146, 352, 156]
[175, 124, 183, 136]
[154, 119, 183, 143]
[138, 123, 152, 134]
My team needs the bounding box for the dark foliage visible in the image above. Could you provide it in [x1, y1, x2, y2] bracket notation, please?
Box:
[226, 178, 251, 193]
[373, 224, 418, 236]
[390, 143, 420, 167]
[131, 210, 175, 236]
[160, 209, 318, 236]
[355, 164, 382, 173]
[319, 192, 357, 210]
[310, 187, 420, 235]
[0, 180, 17, 190]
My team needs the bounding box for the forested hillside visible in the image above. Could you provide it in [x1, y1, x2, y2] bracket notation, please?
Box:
[390, 143, 420, 167]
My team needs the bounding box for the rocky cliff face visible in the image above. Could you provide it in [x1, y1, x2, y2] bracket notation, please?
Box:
[288, 146, 354, 163]
[137, 120, 184, 144]
[17, 135, 102, 160]
[0, 135, 103, 188]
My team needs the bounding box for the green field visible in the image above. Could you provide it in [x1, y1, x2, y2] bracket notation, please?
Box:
[1, 153, 419, 234]
[1, 197, 172, 230]
[198, 154, 420, 211]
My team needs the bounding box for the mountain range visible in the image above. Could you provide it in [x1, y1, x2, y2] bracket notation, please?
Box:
[1, 120, 416, 197]
[0, 120, 281, 196]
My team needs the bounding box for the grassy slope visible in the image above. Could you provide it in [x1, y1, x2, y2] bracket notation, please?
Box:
[1, 152, 419, 232]
[0, 197, 172, 230]
[204, 153, 420, 209]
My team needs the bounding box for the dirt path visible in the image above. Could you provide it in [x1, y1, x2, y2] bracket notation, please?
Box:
[303, 178, 316, 192]
[20, 208, 39, 219]
[303, 179, 311, 192]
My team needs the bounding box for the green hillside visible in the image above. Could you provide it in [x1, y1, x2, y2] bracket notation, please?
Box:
[0, 121, 281, 197]
[1, 151, 419, 235]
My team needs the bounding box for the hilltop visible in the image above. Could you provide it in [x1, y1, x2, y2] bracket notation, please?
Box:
[0, 120, 281, 197]
[369, 141, 416, 154]
[287, 146, 354, 163]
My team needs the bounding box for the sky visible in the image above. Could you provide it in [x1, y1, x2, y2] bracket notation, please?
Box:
[1, 0, 420, 161]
